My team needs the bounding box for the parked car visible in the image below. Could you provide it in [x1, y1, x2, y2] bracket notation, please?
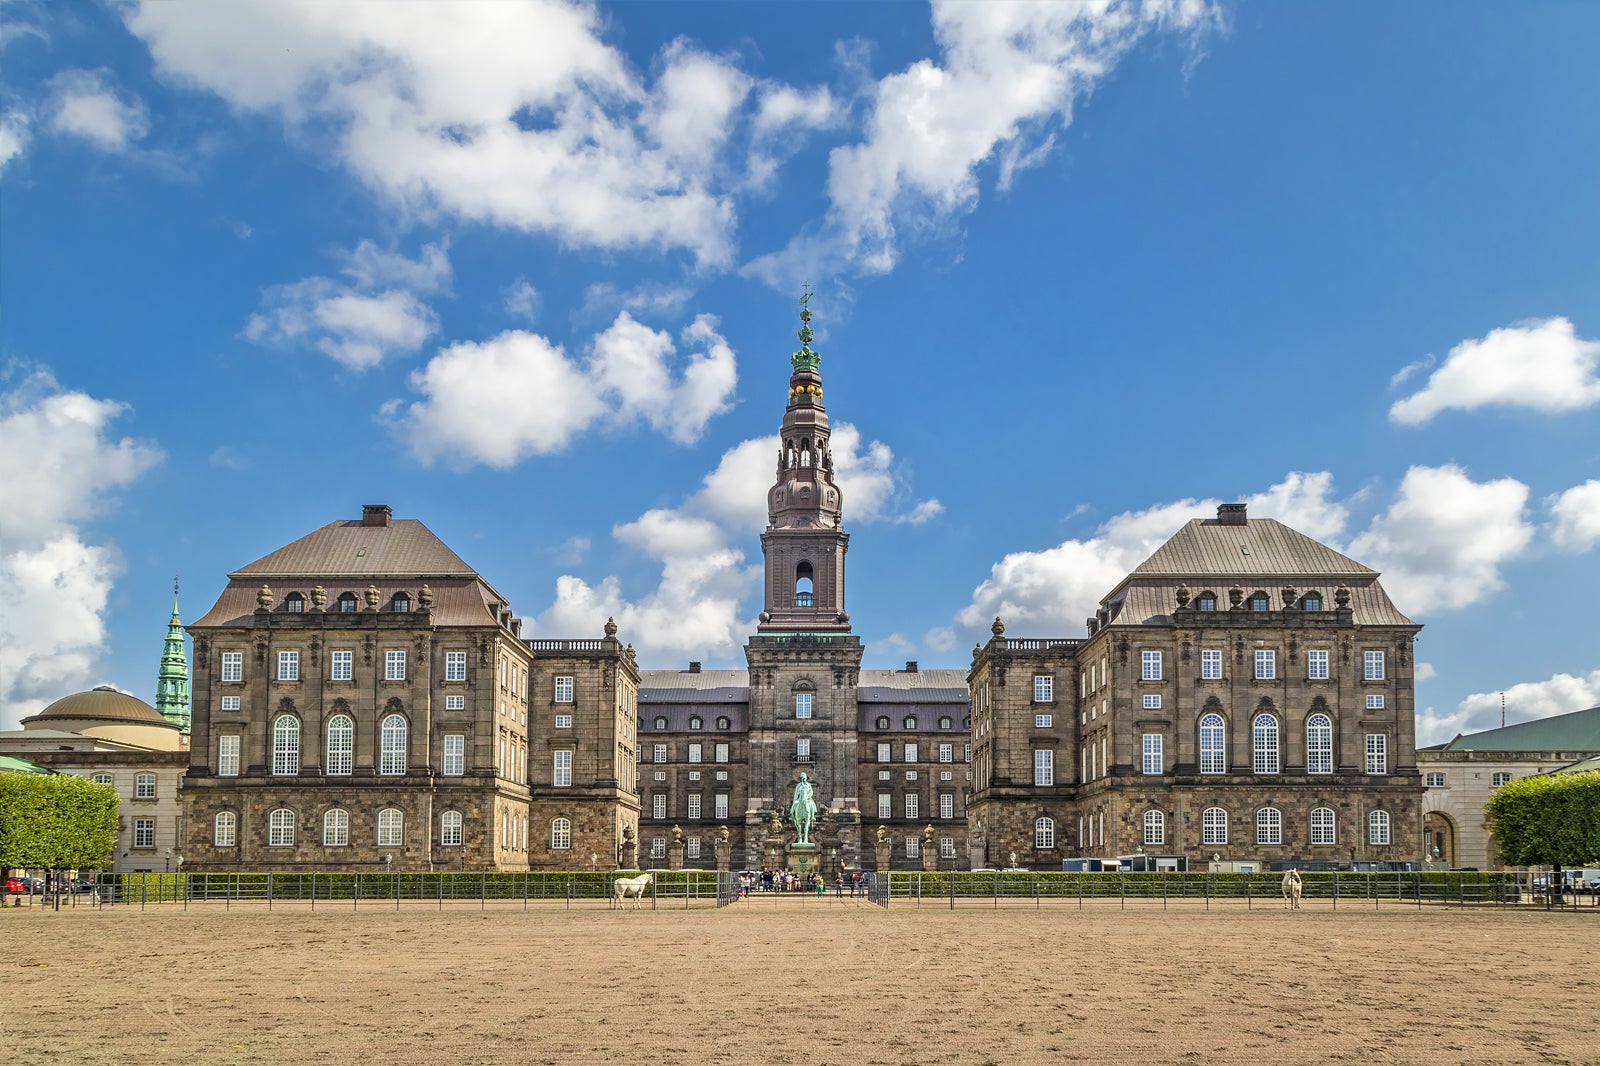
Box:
[4, 878, 26, 894]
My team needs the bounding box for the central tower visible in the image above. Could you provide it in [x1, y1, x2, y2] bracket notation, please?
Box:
[744, 292, 865, 867]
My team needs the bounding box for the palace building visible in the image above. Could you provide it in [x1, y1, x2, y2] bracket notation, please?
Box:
[177, 301, 1425, 873]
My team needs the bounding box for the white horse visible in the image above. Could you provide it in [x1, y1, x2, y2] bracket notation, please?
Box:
[614, 872, 652, 910]
[1281, 869, 1303, 910]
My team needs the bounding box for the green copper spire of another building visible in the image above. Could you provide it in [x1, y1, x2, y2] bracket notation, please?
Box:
[155, 575, 190, 732]
[790, 287, 820, 373]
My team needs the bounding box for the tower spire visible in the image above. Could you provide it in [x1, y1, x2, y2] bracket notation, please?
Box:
[155, 573, 191, 732]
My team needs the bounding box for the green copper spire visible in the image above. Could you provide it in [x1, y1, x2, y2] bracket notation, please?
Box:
[155, 574, 190, 733]
[790, 287, 820, 373]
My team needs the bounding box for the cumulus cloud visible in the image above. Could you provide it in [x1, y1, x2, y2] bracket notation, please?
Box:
[1390, 317, 1600, 425]
[1547, 480, 1600, 554]
[242, 241, 450, 369]
[46, 69, 150, 152]
[0, 111, 29, 172]
[398, 312, 737, 467]
[502, 277, 540, 323]
[749, 0, 1215, 280]
[0, 371, 163, 729]
[1347, 465, 1533, 614]
[1417, 668, 1600, 747]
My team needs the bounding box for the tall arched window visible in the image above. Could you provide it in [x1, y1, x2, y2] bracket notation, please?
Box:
[377, 808, 404, 847]
[1034, 817, 1055, 849]
[379, 714, 407, 775]
[326, 715, 353, 776]
[795, 561, 814, 607]
[1143, 810, 1165, 845]
[551, 817, 572, 850]
[272, 715, 299, 776]
[1306, 713, 1333, 774]
[268, 808, 295, 846]
[440, 811, 463, 846]
[1369, 810, 1391, 845]
[1199, 713, 1226, 774]
[1202, 807, 1228, 845]
[1310, 807, 1336, 846]
[323, 808, 349, 846]
[214, 811, 236, 846]
[1252, 714, 1280, 774]
[1256, 807, 1282, 845]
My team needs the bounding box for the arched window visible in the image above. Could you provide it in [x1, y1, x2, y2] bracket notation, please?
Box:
[272, 715, 299, 776]
[1306, 713, 1333, 774]
[903, 715, 918, 730]
[323, 808, 349, 846]
[391, 592, 410, 613]
[1249, 591, 1270, 611]
[795, 561, 814, 607]
[336, 591, 358, 613]
[1196, 591, 1217, 612]
[551, 817, 572, 850]
[1256, 807, 1282, 845]
[1202, 807, 1228, 845]
[1369, 810, 1391, 845]
[214, 811, 236, 847]
[268, 808, 295, 846]
[688, 715, 703, 731]
[1310, 807, 1336, 846]
[377, 808, 404, 847]
[876, 716, 890, 730]
[1034, 817, 1055, 849]
[1199, 713, 1226, 774]
[653, 716, 668, 730]
[326, 714, 353, 776]
[1252, 714, 1279, 774]
[938, 716, 952, 730]
[284, 591, 304, 613]
[1143, 810, 1165, 845]
[1302, 592, 1322, 612]
[379, 714, 407, 775]
[716, 716, 731, 730]
[440, 811, 463, 846]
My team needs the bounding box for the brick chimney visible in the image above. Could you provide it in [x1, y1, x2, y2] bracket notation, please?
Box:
[362, 504, 392, 527]
[1217, 503, 1247, 526]
[905, 660, 919, 673]
[688, 661, 702, 673]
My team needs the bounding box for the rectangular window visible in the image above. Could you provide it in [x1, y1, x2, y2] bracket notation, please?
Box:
[878, 743, 891, 763]
[795, 692, 812, 718]
[905, 794, 919, 819]
[714, 794, 728, 819]
[879, 770, 891, 781]
[653, 743, 667, 764]
[134, 773, 155, 799]
[1366, 694, 1385, 710]
[1034, 749, 1054, 786]
[651, 838, 666, 859]
[688, 770, 701, 782]
[331, 650, 353, 681]
[1364, 650, 1386, 681]
[688, 743, 703, 763]
[1033, 675, 1053, 702]
[1035, 714, 1053, 728]
[1492, 771, 1513, 787]
[1201, 649, 1222, 680]
[133, 818, 155, 849]
[553, 750, 572, 787]
[1141, 650, 1162, 681]
[1307, 650, 1329, 681]
[941, 837, 956, 859]
[554, 676, 574, 703]
[218, 735, 239, 776]
[878, 794, 892, 819]
[905, 770, 918, 781]
[1311, 808, 1336, 846]
[686, 837, 701, 860]
[688, 794, 702, 820]
[653, 770, 666, 781]
[1369, 811, 1392, 845]
[715, 743, 729, 764]
[1425, 772, 1446, 787]
[940, 770, 953, 782]
[904, 743, 918, 763]
[940, 793, 954, 819]
[443, 734, 464, 775]
[555, 714, 573, 729]
[445, 694, 465, 710]
[1365, 734, 1387, 775]
[1142, 694, 1162, 710]
[385, 650, 406, 681]
[796, 737, 811, 761]
[277, 650, 299, 682]
[445, 651, 466, 682]
[1255, 650, 1276, 680]
[652, 794, 667, 819]
[715, 771, 727, 782]
[220, 695, 240, 711]
[1142, 733, 1162, 775]
[221, 651, 242, 682]
[906, 836, 921, 859]
[939, 743, 953, 763]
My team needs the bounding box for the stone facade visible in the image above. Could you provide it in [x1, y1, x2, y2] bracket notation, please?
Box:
[1418, 749, 1593, 869]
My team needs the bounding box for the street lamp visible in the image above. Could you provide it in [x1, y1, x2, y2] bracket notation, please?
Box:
[164, 848, 172, 873]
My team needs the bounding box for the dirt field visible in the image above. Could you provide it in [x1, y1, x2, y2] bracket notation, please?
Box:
[2, 899, 1594, 1065]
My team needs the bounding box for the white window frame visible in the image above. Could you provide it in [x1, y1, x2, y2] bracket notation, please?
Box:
[878, 794, 892, 819]
[551, 817, 571, 850]
[877, 743, 891, 763]
[1425, 772, 1446, 787]
[221, 651, 243, 682]
[1364, 650, 1386, 681]
[715, 743, 729, 764]
[326, 715, 353, 776]
[377, 808, 403, 847]
[1035, 714, 1053, 728]
[652, 794, 667, 819]
[689, 742, 703, 763]
[1365, 733, 1387, 775]
[941, 837, 956, 859]
[324, 809, 350, 847]
[553, 750, 573, 787]
[268, 809, 295, 847]
[1255, 649, 1276, 680]
[554, 676, 574, 703]
[134, 773, 156, 799]
[272, 715, 299, 776]
[1369, 810, 1391, 845]
[1141, 650, 1162, 681]
[904, 743, 918, 763]
[443, 734, 464, 776]
[686, 837, 701, 860]
[795, 692, 812, 718]
[1199, 713, 1226, 774]
[1200, 649, 1222, 681]
[218, 735, 240, 776]
[440, 811, 463, 846]
[906, 835, 921, 859]
[444, 651, 466, 682]
[1307, 649, 1329, 681]
[1033, 675, 1053, 702]
[714, 794, 728, 819]
[214, 811, 236, 847]
[331, 650, 353, 682]
[1310, 807, 1336, 846]
[1143, 810, 1164, 846]
[940, 793, 954, 819]
[653, 743, 667, 764]
[1492, 771, 1513, 787]
[1256, 807, 1282, 845]
[1306, 713, 1333, 774]
[1143, 694, 1162, 710]
[379, 714, 407, 775]
[1035, 817, 1055, 849]
[384, 650, 406, 681]
[133, 818, 155, 849]
[555, 714, 573, 729]
[1366, 694, 1385, 709]
[939, 743, 953, 763]
[1252, 715, 1280, 774]
[905, 794, 919, 819]
[1034, 748, 1053, 786]
[445, 694, 465, 710]
[220, 695, 241, 712]
[277, 650, 299, 682]
[1142, 733, 1162, 775]
[1202, 807, 1228, 845]
[687, 793, 702, 820]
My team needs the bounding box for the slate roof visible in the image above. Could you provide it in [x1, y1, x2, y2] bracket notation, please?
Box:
[638, 670, 749, 703]
[1107, 580, 1414, 628]
[1130, 518, 1375, 578]
[192, 578, 503, 629]
[858, 669, 968, 703]
[1442, 706, 1600, 753]
[231, 518, 479, 580]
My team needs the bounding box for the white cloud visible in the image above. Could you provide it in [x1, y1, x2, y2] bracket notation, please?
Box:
[398, 312, 738, 467]
[0, 371, 162, 729]
[243, 241, 449, 369]
[502, 278, 540, 323]
[1390, 317, 1600, 425]
[1347, 465, 1533, 614]
[580, 281, 695, 322]
[1547, 480, 1600, 554]
[0, 110, 29, 172]
[1417, 668, 1600, 747]
[46, 69, 149, 152]
[1415, 662, 1437, 683]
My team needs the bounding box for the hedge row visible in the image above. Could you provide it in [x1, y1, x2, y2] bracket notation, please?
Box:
[101, 869, 720, 901]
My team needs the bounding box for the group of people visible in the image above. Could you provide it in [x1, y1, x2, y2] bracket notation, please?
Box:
[735, 869, 871, 897]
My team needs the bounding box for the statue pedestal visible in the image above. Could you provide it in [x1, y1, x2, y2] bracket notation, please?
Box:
[785, 842, 819, 877]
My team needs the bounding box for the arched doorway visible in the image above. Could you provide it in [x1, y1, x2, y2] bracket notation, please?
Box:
[1422, 811, 1457, 867]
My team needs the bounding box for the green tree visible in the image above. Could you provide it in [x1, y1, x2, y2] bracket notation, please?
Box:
[0, 773, 119, 874]
[1485, 770, 1600, 898]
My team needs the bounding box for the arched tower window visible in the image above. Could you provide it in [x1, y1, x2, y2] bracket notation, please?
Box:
[795, 561, 814, 607]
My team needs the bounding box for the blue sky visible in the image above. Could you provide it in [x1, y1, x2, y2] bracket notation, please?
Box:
[2, 1, 1597, 743]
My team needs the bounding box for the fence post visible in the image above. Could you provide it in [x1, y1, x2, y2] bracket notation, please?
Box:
[1162, 870, 1167, 910]
[1204, 873, 1209, 911]
[267, 872, 273, 911]
[1120, 870, 1126, 911]
[355, 872, 361, 911]
[993, 870, 999, 909]
[1079, 873, 1083, 911]
[1332, 870, 1338, 910]
[1035, 874, 1040, 910]
[1415, 872, 1421, 909]
[652, 874, 658, 910]
[1246, 874, 1251, 911]
[311, 872, 316, 911]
